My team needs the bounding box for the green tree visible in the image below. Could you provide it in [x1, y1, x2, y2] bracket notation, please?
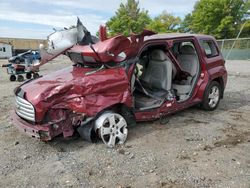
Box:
[240, 20, 250, 37]
[182, 0, 249, 38]
[147, 11, 181, 33]
[179, 13, 193, 33]
[106, 0, 151, 36]
[240, 0, 250, 37]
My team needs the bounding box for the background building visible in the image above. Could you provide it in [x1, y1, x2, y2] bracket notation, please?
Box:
[0, 37, 47, 56]
[0, 42, 12, 59]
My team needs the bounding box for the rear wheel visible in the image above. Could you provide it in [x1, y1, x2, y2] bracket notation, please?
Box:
[17, 75, 24, 82]
[201, 81, 221, 111]
[26, 72, 32, 79]
[33, 73, 39, 79]
[94, 112, 128, 148]
[10, 75, 16, 82]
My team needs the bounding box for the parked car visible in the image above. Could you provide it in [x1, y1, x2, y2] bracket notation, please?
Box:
[11, 31, 227, 148]
[9, 50, 41, 64]
[5, 50, 40, 81]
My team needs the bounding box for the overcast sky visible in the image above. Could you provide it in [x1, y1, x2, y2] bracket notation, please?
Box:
[0, 0, 197, 39]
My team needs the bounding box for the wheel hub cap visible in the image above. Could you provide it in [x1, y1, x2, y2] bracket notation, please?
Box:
[95, 113, 128, 148]
[208, 86, 219, 108]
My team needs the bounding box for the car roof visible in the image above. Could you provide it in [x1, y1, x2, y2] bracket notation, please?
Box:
[144, 33, 215, 41]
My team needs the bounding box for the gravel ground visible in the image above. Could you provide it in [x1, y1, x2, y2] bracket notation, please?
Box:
[0, 57, 250, 188]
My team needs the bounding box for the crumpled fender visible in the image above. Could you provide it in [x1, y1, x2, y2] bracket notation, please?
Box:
[21, 66, 132, 122]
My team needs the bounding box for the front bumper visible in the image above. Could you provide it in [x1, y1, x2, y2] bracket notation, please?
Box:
[11, 110, 52, 141]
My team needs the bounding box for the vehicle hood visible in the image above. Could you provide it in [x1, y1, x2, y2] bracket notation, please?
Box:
[18, 66, 132, 122]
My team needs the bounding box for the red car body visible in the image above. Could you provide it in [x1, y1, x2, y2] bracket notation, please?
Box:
[12, 31, 227, 144]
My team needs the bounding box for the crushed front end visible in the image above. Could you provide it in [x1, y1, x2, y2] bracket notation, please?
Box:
[11, 63, 132, 141]
[12, 88, 86, 141]
[12, 93, 52, 140]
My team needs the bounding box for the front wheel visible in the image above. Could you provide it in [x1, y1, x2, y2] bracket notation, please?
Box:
[10, 75, 16, 82]
[94, 112, 128, 148]
[17, 75, 24, 82]
[201, 81, 221, 111]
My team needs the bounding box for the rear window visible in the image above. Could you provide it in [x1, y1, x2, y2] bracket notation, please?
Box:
[201, 40, 219, 58]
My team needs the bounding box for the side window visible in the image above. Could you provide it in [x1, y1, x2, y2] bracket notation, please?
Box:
[172, 41, 197, 57]
[181, 41, 195, 49]
[0, 48, 2, 51]
[3, 47, 6, 52]
[201, 40, 218, 58]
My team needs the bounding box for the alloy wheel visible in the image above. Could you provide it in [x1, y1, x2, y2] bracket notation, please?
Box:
[208, 86, 220, 108]
[95, 113, 128, 148]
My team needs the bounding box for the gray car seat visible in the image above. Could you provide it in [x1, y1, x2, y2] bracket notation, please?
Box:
[135, 49, 172, 109]
[172, 45, 199, 96]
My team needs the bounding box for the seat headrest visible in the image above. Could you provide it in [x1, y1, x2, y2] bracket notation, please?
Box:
[150, 50, 166, 61]
[180, 45, 196, 55]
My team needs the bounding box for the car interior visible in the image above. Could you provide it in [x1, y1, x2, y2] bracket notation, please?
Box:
[132, 41, 200, 110]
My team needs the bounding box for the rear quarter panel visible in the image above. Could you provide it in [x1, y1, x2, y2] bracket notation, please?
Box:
[199, 38, 227, 88]
[191, 37, 227, 102]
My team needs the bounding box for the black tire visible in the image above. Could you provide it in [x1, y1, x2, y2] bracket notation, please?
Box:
[10, 75, 16, 82]
[26, 72, 32, 79]
[33, 73, 40, 79]
[201, 81, 221, 111]
[17, 75, 24, 82]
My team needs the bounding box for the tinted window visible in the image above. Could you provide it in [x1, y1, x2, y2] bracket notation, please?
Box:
[3, 47, 6, 52]
[201, 40, 218, 58]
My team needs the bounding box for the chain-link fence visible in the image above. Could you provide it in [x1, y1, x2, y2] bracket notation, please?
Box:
[217, 38, 250, 60]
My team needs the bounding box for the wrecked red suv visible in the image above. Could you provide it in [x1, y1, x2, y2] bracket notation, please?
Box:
[12, 29, 227, 147]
